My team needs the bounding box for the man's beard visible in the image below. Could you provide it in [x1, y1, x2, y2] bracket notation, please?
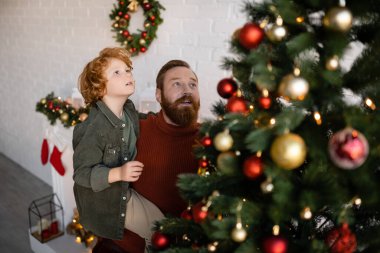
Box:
[161, 93, 200, 127]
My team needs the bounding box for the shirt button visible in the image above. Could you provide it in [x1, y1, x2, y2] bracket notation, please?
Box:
[124, 157, 128, 161]
[121, 213, 125, 217]
[122, 196, 126, 200]
[122, 123, 126, 128]
[121, 138, 125, 142]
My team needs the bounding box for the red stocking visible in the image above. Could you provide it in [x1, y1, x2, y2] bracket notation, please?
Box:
[49, 146, 66, 176]
[41, 138, 49, 165]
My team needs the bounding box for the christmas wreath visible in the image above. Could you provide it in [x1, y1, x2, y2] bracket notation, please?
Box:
[110, 0, 165, 56]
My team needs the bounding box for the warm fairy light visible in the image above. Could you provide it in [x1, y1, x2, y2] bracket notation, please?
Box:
[293, 67, 301, 76]
[301, 207, 313, 220]
[273, 225, 280, 236]
[235, 150, 241, 156]
[270, 118, 276, 126]
[276, 16, 283, 26]
[249, 104, 255, 112]
[267, 63, 273, 71]
[263, 89, 269, 97]
[260, 18, 269, 29]
[351, 130, 358, 138]
[256, 151, 262, 157]
[365, 98, 376, 110]
[313, 111, 322, 125]
[236, 89, 242, 97]
[354, 197, 362, 206]
[296, 16, 304, 23]
[75, 236, 82, 243]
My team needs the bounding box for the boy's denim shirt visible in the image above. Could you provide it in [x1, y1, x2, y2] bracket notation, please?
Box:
[72, 99, 139, 240]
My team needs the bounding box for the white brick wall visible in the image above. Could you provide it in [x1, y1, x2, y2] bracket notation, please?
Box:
[0, 0, 246, 184]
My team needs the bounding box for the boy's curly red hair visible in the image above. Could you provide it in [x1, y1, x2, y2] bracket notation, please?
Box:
[78, 47, 132, 106]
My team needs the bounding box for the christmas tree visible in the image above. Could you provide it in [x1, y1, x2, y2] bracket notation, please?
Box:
[151, 0, 380, 252]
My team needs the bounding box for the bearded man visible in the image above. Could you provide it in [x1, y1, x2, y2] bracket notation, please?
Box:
[93, 60, 200, 253]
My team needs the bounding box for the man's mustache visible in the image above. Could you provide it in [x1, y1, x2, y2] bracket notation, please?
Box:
[174, 95, 195, 105]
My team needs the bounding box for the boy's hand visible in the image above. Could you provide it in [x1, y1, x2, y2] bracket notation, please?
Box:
[120, 161, 144, 182]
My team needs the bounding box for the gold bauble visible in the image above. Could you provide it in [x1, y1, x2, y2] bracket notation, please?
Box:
[139, 39, 146, 45]
[278, 74, 309, 101]
[266, 24, 287, 42]
[260, 179, 274, 193]
[231, 225, 247, 242]
[60, 112, 69, 122]
[270, 133, 307, 170]
[79, 113, 88, 122]
[325, 55, 339, 71]
[217, 151, 238, 175]
[214, 131, 233, 152]
[40, 98, 47, 104]
[323, 7, 353, 32]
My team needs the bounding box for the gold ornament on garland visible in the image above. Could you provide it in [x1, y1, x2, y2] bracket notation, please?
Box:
[36, 92, 89, 128]
[278, 68, 309, 101]
[323, 6, 353, 32]
[270, 132, 307, 170]
[214, 129, 234, 152]
[110, 0, 165, 56]
[266, 16, 287, 42]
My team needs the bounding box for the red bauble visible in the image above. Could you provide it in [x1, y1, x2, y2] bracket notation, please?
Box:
[259, 96, 272, 109]
[263, 236, 288, 253]
[118, 11, 123, 16]
[140, 47, 147, 53]
[124, 14, 130, 20]
[192, 201, 208, 223]
[239, 23, 264, 49]
[328, 127, 369, 170]
[201, 136, 212, 147]
[151, 231, 170, 250]
[123, 30, 130, 37]
[243, 155, 264, 180]
[217, 78, 238, 98]
[141, 31, 147, 38]
[226, 96, 248, 113]
[150, 15, 156, 21]
[143, 3, 152, 10]
[180, 208, 193, 220]
[199, 158, 209, 168]
[325, 223, 357, 253]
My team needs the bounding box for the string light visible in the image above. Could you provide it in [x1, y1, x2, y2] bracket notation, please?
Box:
[313, 111, 322, 125]
[273, 225, 280, 236]
[365, 98, 376, 110]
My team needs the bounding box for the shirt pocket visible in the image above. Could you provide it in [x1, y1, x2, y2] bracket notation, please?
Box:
[103, 144, 121, 168]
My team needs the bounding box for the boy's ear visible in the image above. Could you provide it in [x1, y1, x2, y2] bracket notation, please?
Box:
[155, 89, 162, 104]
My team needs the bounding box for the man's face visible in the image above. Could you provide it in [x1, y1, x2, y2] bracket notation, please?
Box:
[156, 66, 200, 126]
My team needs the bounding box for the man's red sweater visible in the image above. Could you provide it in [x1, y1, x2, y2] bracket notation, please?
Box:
[113, 111, 199, 253]
[133, 110, 199, 216]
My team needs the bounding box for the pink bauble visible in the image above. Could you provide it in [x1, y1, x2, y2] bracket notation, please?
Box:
[328, 127, 369, 170]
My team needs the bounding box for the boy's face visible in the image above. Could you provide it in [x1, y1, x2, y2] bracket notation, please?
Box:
[104, 57, 135, 99]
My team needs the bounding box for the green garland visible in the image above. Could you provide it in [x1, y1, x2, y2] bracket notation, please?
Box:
[109, 0, 165, 56]
[36, 92, 89, 128]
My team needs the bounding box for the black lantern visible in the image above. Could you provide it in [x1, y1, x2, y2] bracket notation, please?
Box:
[28, 193, 64, 243]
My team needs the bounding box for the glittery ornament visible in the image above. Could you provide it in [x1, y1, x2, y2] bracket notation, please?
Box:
[328, 127, 369, 170]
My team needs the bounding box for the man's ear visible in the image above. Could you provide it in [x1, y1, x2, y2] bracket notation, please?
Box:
[156, 89, 162, 104]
